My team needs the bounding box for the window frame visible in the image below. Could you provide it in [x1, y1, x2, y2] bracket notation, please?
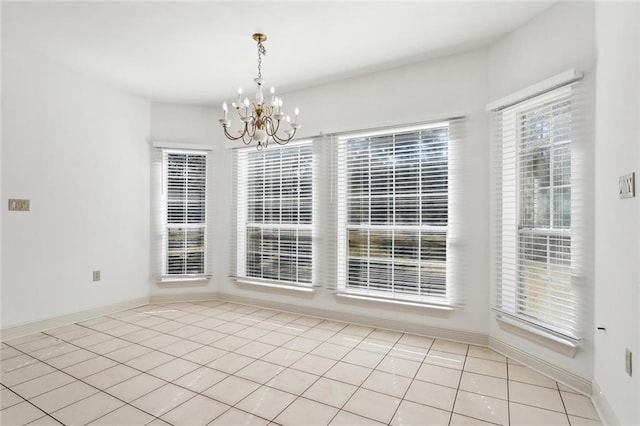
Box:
[234, 140, 314, 289]
[159, 148, 210, 281]
[336, 122, 456, 306]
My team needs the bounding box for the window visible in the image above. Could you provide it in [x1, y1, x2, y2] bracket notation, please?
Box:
[336, 122, 458, 305]
[160, 150, 208, 278]
[493, 81, 585, 340]
[234, 141, 313, 287]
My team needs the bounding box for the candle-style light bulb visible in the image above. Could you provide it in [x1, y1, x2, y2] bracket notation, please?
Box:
[294, 107, 299, 123]
[237, 88, 243, 105]
[270, 87, 275, 103]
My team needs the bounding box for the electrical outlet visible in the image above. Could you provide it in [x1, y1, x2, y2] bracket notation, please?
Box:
[619, 172, 636, 199]
[8, 199, 30, 211]
[92, 270, 101, 282]
[625, 348, 632, 377]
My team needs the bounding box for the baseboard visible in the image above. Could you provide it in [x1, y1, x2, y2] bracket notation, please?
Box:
[0, 297, 150, 341]
[489, 336, 592, 396]
[216, 292, 489, 346]
[592, 381, 619, 426]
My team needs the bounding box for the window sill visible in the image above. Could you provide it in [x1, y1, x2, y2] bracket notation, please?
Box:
[235, 279, 315, 294]
[157, 275, 211, 284]
[496, 315, 579, 358]
[335, 292, 454, 312]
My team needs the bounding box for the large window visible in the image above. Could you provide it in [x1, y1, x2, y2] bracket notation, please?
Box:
[160, 150, 208, 278]
[234, 142, 313, 287]
[337, 123, 455, 304]
[493, 82, 585, 340]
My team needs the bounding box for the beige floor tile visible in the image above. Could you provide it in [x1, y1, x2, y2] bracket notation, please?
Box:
[467, 346, 506, 363]
[415, 362, 461, 388]
[376, 355, 421, 378]
[103, 344, 151, 363]
[11, 371, 76, 399]
[342, 348, 385, 368]
[87, 404, 154, 425]
[130, 383, 196, 417]
[453, 390, 509, 426]
[282, 336, 323, 352]
[431, 339, 469, 355]
[124, 350, 174, 371]
[275, 397, 339, 426]
[459, 371, 508, 400]
[568, 415, 603, 426]
[0, 347, 23, 362]
[210, 407, 269, 426]
[214, 322, 247, 335]
[362, 370, 412, 398]
[397, 334, 434, 349]
[325, 361, 372, 386]
[316, 320, 348, 332]
[211, 335, 251, 352]
[509, 401, 570, 425]
[15, 336, 62, 353]
[301, 327, 337, 342]
[302, 377, 358, 408]
[508, 364, 557, 388]
[140, 333, 182, 350]
[261, 347, 306, 367]
[207, 352, 254, 374]
[256, 331, 295, 346]
[105, 373, 166, 402]
[1, 354, 40, 373]
[85, 364, 140, 390]
[464, 357, 507, 379]
[204, 376, 261, 405]
[69, 333, 113, 348]
[1, 361, 56, 387]
[189, 329, 226, 345]
[404, 378, 457, 411]
[148, 358, 200, 382]
[173, 366, 228, 392]
[159, 339, 203, 357]
[86, 337, 131, 354]
[450, 413, 499, 425]
[291, 354, 337, 376]
[180, 345, 225, 365]
[31, 380, 98, 412]
[327, 333, 364, 348]
[509, 381, 565, 412]
[339, 324, 374, 337]
[266, 368, 318, 395]
[356, 338, 394, 355]
[29, 342, 77, 362]
[390, 399, 451, 426]
[26, 414, 62, 425]
[330, 410, 385, 425]
[53, 391, 124, 425]
[561, 391, 600, 420]
[0, 388, 24, 410]
[292, 316, 324, 327]
[235, 360, 285, 384]
[122, 328, 162, 343]
[369, 329, 402, 343]
[235, 341, 278, 359]
[161, 394, 230, 426]
[168, 325, 206, 339]
[343, 388, 401, 424]
[310, 342, 352, 360]
[423, 350, 466, 370]
[63, 356, 118, 379]
[236, 386, 297, 420]
[388, 343, 429, 362]
[0, 401, 45, 425]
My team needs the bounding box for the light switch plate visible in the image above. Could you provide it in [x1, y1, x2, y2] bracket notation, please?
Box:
[8, 199, 30, 211]
[626, 348, 633, 377]
[619, 173, 635, 199]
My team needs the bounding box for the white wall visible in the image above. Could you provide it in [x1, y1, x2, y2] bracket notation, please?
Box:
[1, 44, 151, 328]
[487, 1, 596, 381]
[150, 48, 491, 336]
[593, 3, 640, 424]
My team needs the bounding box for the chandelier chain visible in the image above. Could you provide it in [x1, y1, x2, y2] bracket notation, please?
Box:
[257, 40, 266, 79]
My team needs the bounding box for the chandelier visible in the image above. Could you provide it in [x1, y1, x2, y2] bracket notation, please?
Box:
[219, 33, 301, 150]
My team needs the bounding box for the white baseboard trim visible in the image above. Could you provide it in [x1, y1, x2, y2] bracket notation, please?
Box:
[216, 292, 488, 346]
[592, 381, 619, 426]
[0, 297, 150, 341]
[489, 336, 591, 396]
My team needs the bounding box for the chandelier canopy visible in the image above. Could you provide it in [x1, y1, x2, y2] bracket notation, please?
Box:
[219, 33, 301, 150]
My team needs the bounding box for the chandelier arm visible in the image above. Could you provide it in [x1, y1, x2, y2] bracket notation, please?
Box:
[222, 125, 246, 141]
[271, 129, 296, 145]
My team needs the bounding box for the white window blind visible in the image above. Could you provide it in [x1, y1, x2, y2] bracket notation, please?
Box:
[232, 141, 313, 288]
[492, 82, 588, 340]
[336, 121, 462, 306]
[159, 150, 209, 279]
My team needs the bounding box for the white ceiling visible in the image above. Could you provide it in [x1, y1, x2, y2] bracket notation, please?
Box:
[2, 1, 554, 106]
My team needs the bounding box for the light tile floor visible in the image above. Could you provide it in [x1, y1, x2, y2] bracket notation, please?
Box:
[0, 300, 602, 425]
